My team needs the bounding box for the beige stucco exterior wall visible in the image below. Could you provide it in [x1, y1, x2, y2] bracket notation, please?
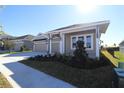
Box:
[65, 29, 96, 58]
[33, 29, 97, 58]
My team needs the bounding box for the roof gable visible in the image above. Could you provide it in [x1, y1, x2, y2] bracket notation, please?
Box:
[47, 20, 110, 34]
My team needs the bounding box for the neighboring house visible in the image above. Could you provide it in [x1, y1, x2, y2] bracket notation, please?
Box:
[119, 40, 124, 54]
[11, 35, 34, 51]
[0, 26, 14, 40]
[0, 30, 15, 50]
[0, 31, 14, 40]
[33, 20, 110, 58]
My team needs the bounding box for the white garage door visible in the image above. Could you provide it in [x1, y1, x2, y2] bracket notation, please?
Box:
[14, 42, 24, 51]
[34, 43, 48, 52]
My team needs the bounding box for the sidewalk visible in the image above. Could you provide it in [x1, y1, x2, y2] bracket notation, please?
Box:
[0, 52, 75, 88]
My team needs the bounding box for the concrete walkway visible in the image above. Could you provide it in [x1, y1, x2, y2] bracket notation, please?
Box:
[0, 52, 75, 88]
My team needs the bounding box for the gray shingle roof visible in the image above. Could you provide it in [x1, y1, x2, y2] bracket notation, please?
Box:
[47, 20, 110, 33]
[0, 34, 15, 40]
[52, 24, 81, 31]
[14, 35, 34, 40]
[9, 35, 34, 41]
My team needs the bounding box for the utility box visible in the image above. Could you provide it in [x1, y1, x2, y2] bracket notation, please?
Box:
[118, 62, 124, 69]
[113, 68, 124, 88]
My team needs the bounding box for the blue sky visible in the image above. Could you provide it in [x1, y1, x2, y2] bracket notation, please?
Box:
[0, 5, 124, 46]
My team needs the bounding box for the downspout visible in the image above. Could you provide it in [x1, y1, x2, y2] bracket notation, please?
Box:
[33, 41, 35, 52]
[60, 33, 63, 54]
[48, 34, 51, 54]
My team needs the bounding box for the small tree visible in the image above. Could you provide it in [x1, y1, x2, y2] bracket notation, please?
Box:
[73, 40, 89, 62]
[114, 43, 116, 47]
[3, 39, 14, 52]
[0, 41, 4, 50]
[105, 44, 107, 47]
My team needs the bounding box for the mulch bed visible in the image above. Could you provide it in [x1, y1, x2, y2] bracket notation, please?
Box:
[20, 60, 114, 88]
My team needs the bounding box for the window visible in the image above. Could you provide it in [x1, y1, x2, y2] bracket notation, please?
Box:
[72, 37, 77, 48]
[86, 36, 91, 48]
[78, 36, 84, 42]
[71, 34, 93, 50]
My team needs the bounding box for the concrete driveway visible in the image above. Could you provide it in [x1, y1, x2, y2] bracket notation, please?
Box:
[0, 52, 75, 88]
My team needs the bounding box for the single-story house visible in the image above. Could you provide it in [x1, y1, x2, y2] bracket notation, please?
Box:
[11, 35, 34, 51]
[0, 26, 34, 51]
[119, 40, 124, 54]
[33, 20, 110, 58]
[0, 30, 15, 50]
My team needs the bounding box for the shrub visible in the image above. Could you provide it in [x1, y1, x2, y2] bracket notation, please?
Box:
[60, 52, 111, 69]
[73, 40, 89, 63]
[27, 40, 111, 69]
[64, 40, 93, 69]
[43, 55, 49, 61]
[58, 54, 72, 63]
[28, 55, 43, 61]
[20, 45, 30, 52]
[3, 39, 14, 52]
[49, 53, 70, 62]
[50, 53, 60, 62]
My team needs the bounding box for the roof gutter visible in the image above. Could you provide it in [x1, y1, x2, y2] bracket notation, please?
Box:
[46, 20, 110, 34]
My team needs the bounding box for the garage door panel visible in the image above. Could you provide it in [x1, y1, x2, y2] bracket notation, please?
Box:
[34, 43, 48, 52]
[51, 42, 60, 53]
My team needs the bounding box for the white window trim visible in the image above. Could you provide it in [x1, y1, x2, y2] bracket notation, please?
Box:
[86, 34, 93, 50]
[71, 36, 77, 49]
[71, 34, 93, 50]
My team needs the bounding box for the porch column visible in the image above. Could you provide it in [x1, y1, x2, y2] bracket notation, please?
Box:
[49, 34, 52, 54]
[33, 42, 35, 51]
[96, 25, 100, 59]
[60, 33, 65, 54]
[62, 33, 65, 54]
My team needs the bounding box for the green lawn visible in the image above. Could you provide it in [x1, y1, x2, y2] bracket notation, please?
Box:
[0, 50, 32, 54]
[102, 50, 124, 67]
[114, 51, 124, 62]
[9, 50, 32, 54]
[0, 73, 12, 88]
